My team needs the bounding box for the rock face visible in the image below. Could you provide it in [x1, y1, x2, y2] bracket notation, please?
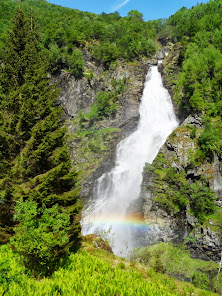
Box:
[137, 117, 222, 261]
[134, 46, 222, 262]
[154, 50, 165, 60]
[158, 44, 187, 122]
[56, 54, 151, 198]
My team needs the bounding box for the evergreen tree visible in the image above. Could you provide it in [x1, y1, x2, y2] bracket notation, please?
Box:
[0, 7, 81, 268]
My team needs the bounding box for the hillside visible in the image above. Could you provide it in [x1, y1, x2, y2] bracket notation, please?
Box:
[0, 240, 220, 295]
[0, 0, 158, 72]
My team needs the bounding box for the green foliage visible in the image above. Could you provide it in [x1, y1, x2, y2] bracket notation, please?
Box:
[175, 44, 222, 116]
[48, 43, 62, 73]
[65, 48, 84, 78]
[165, 1, 222, 158]
[0, 245, 23, 287]
[214, 272, 222, 295]
[152, 153, 166, 167]
[127, 10, 144, 21]
[93, 42, 119, 69]
[135, 242, 219, 293]
[199, 119, 222, 157]
[96, 91, 116, 117]
[188, 148, 206, 167]
[190, 126, 196, 139]
[10, 199, 70, 275]
[72, 124, 120, 181]
[0, 7, 81, 268]
[0, 0, 157, 71]
[153, 251, 165, 274]
[0, 245, 218, 296]
[152, 166, 190, 215]
[190, 181, 216, 223]
[192, 271, 210, 290]
[81, 76, 127, 124]
[117, 262, 126, 269]
[151, 153, 216, 223]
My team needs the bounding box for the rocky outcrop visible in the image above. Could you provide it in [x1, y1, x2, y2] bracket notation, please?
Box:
[158, 44, 187, 122]
[84, 234, 113, 253]
[134, 115, 222, 261]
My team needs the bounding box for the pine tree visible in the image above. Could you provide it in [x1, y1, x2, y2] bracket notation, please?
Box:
[0, 7, 81, 267]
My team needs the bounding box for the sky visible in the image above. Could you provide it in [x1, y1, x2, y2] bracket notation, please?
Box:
[47, 0, 210, 21]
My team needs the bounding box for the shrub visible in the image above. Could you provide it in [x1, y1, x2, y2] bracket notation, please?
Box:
[10, 199, 70, 276]
[192, 271, 210, 290]
[66, 48, 84, 78]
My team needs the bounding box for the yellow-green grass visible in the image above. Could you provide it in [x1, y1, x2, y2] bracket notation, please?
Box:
[0, 242, 219, 296]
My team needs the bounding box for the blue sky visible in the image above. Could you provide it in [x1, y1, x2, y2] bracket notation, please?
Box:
[47, 0, 210, 21]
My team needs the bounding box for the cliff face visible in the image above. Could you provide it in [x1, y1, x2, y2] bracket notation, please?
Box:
[138, 118, 222, 261]
[135, 46, 222, 261]
[56, 54, 152, 198]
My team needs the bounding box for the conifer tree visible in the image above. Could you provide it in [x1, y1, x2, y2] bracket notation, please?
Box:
[0, 7, 81, 267]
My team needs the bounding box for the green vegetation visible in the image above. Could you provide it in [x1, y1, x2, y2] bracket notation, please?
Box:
[70, 76, 128, 181]
[81, 76, 128, 123]
[198, 117, 222, 157]
[150, 0, 222, 230]
[149, 153, 216, 223]
[0, 0, 157, 73]
[160, 0, 222, 156]
[0, 0, 221, 293]
[72, 125, 120, 181]
[10, 199, 70, 276]
[134, 242, 222, 294]
[0, 7, 81, 274]
[0, 243, 219, 296]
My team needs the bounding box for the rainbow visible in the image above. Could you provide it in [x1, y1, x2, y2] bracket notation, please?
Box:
[84, 214, 152, 230]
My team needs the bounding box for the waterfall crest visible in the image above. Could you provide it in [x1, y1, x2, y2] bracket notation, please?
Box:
[82, 66, 179, 257]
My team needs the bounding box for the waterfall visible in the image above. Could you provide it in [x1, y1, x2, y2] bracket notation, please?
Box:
[81, 65, 179, 257]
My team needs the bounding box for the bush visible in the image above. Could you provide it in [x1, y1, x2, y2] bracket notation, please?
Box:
[192, 271, 210, 290]
[199, 120, 221, 157]
[10, 199, 70, 276]
[66, 48, 84, 78]
[190, 181, 216, 223]
[153, 252, 166, 273]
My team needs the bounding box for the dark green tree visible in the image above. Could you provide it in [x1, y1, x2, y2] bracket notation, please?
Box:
[0, 7, 81, 267]
[10, 199, 70, 275]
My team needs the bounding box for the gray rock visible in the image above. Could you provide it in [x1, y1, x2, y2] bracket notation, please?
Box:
[56, 56, 150, 199]
[186, 205, 198, 226]
[183, 114, 203, 128]
[154, 50, 165, 60]
[132, 104, 222, 261]
[149, 59, 158, 66]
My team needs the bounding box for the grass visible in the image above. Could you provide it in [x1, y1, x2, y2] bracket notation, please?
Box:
[134, 242, 222, 294]
[207, 208, 222, 232]
[0, 241, 221, 296]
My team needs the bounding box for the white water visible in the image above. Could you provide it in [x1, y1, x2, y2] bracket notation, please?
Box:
[82, 65, 178, 257]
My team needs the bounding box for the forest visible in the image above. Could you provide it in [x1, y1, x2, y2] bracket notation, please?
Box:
[0, 0, 221, 295]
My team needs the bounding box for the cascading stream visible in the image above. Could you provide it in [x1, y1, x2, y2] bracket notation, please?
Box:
[81, 65, 179, 257]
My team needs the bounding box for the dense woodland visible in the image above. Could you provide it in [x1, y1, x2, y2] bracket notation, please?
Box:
[0, 0, 158, 73]
[166, 0, 222, 157]
[0, 0, 221, 295]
